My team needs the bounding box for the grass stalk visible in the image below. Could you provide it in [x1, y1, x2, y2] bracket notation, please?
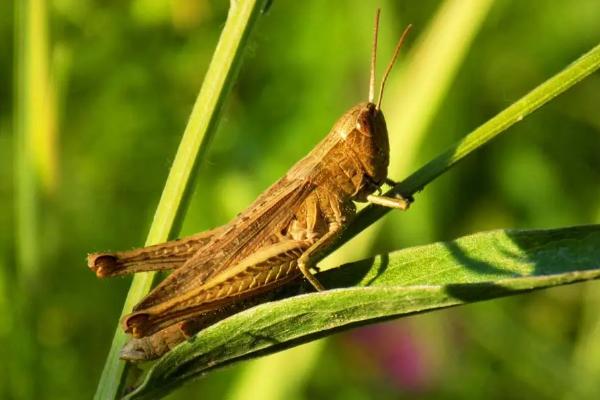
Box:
[338, 42, 600, 247]
[93, 1, 268, 398]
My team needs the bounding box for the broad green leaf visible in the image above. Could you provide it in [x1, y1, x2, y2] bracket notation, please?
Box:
[126, 225, 600, 399]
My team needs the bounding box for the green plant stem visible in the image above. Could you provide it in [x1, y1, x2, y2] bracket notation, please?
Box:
[93, 1, 267, 399]
[338, 42, 600, 246]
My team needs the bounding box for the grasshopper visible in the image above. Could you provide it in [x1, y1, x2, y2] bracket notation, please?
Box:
[88, 11, 413, 362]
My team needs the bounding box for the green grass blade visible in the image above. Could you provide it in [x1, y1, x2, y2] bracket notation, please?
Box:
[93, 1, 268, 399]
[126, 225, 600, 399]
[339, 42, 600, 245]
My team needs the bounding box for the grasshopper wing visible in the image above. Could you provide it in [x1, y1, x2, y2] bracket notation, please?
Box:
[124, 178, 316, 337]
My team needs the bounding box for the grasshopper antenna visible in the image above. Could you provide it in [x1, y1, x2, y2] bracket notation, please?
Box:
[376, 23, 412, 110]
[368, 9, 381, 104]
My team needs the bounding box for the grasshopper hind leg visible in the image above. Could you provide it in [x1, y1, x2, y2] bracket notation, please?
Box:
[87, 225, 227, 278]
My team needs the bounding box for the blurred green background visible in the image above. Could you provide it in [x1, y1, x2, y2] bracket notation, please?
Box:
[2, 0, 600, 399]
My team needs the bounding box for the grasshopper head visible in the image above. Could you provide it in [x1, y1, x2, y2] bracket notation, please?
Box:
[352, 102, 390, 186]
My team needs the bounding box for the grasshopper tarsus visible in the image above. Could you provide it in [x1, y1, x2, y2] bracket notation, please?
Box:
[298, 261, 326, 291]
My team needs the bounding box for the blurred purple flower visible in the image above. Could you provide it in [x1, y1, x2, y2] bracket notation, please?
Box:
[346, 322, 433, 392]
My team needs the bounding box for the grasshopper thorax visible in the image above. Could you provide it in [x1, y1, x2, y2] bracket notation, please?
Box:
[323, 101, 389, 202]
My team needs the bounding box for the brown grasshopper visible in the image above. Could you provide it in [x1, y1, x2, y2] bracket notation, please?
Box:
[88, 11, 413, 362]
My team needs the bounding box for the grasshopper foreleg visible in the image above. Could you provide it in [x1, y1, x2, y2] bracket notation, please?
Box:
[367, 178, 413, 210]
[366, 193, 412, 210]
